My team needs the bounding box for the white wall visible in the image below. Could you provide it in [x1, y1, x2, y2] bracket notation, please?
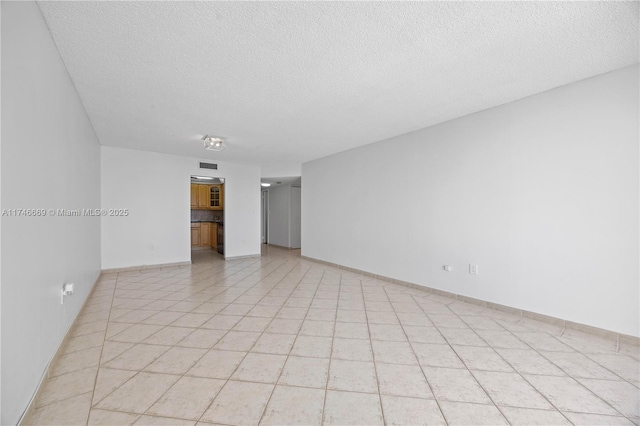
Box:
[261, 163, 302, 178]
[267, 185, 291, 247]
[290, 187, 301, 249]
[303, 65, 639, 337]
[101, 146, 261, 269]
[1, 3, 102, 424]
[261, 189, 268, 243]
[1, 4, 4, 423]
[267, 184, 302, 249]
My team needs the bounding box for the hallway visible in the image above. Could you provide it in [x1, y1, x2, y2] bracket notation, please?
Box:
[24, 246, 639, 425]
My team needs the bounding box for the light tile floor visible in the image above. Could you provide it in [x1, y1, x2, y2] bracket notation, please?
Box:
[24, 246, 639, 426]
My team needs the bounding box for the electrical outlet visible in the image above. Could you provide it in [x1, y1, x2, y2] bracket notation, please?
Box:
[61, 283, 74, 304]
[469, 264, 479, 275]
[443, 265, 452, 272]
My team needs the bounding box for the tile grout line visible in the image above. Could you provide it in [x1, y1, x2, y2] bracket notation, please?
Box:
[440, 303, 545, 425]
[443, 298, 627, 422]
[194, 258, 313, 424]
[407, 292, 507, 424]
[452, 309, 576, 426]
[84, 274, 121, 426]
[485, 311, 633, 420]
[364, 281, 396, 426]
[256, 267, 323, 425]
[92, 257, 288, 419]
[384, 289, 450, 425]
[150, 256, 290, 422]
[319, 271, 343, 426]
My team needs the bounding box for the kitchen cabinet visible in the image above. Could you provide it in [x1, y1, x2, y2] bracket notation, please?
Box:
[209, 185, 223, 210]
[197, 185, 209, 208]
[190, 185, 198, 208]
[201, 222, 210, 246]
[190, 184, 224, 210]
[191, 224, 200, 246]
[191, 222, 219, 249]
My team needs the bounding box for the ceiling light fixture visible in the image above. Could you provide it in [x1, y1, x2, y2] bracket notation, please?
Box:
[203, 136, 226, 151]
[261, 183, 271, 187]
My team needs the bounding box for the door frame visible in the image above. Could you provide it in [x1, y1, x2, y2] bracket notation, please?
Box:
[190, 175, 226, 260]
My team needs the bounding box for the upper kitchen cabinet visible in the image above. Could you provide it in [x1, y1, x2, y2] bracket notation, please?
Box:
[190, 184, 198, 208]
[197, 184, 209, 208]
[191, 183, 224, 210]
[209, 184, 223, 210]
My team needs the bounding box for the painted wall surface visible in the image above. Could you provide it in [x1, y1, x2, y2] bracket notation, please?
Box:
[267, 184, 291, 247]
[1, 3, 102, 424]
[101, 146, 261, 269]
[261, 163, 302, 178]
[290, 187, 301, 249]
[261, 189, 268, 243]
[303, 65, 639, 337]
[266, 185, 302, 249]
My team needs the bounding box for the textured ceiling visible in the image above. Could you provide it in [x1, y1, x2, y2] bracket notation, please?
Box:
[38, 1, 638, 168]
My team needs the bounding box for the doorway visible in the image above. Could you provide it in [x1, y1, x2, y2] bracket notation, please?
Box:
[260, 177, 301, 249]
[190, 176, 225, 261]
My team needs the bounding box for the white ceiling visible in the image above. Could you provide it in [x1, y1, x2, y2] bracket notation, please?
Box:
[38, 1, 638, 169]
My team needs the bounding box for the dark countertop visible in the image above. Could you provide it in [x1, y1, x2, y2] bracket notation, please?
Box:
[191, 221, 223, 225]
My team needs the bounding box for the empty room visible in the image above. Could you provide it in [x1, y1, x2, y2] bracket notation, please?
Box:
[1, 1, 639, 425]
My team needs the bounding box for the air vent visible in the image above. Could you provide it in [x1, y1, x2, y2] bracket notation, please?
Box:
[199, 162, 218, 170]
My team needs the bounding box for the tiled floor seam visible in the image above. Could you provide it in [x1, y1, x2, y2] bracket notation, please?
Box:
[87, 273, 162, 412]
[386, 288, 450, 425]
[367, 281, 406, 425]
[473, 310, 631, 421]
[453, 308, 576, 426]
[81, 275, 118, 426]
[256, 268, 324, 425]
[194, 260, 314, 425]
[411, 292, 519, 423]
[90, 260, 263, 414]
[264, 273, 320, 409]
